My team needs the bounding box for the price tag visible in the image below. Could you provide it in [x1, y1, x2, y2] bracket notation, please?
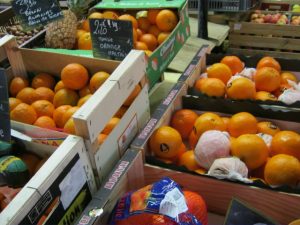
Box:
[11, 0, 63, 30]
[0, 69, 11, 142]
[89, 19, 134, 60]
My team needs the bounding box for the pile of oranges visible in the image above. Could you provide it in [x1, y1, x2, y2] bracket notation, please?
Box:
[77, 9, 178, 55]
[194, 56, 298, 102]
[149, 109, 300, 188]
[9, 64, 141, 140]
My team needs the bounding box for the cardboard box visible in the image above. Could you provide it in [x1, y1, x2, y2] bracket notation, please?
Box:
[0, 35, 150, 186]
[0, 125, 97, 225]
[130, 81, 300, 225]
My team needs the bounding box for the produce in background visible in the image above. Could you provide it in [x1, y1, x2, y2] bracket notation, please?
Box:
[291, 16, 300, 25]
[250, 11, 289, 24]
[149, 109, 300, 188]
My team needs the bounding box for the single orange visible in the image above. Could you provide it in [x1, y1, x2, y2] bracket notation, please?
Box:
[114, 106, 128, 118]
[53, 88, 79, 108]
[231, 134, 269, 170]
[220, 56, 244, 75]
[10, 103, 37, 124]
[136, 28, 144, 40]
[135, 41, 148, 50]
[81, 19, 90, 32]
[228, 112, 258, 137]
[207, 63, 232, 84]
[254, 67, 281, 92]
[54, 80, 65, 93]
[148, 25, 160, 37]
[35, 87, 55, 102]
[118, 14, 138, 29]
[102, 10, 119, 20]
[178, 150, 200, 171]
[255, 91, 277, 101]
[147, 9, 160, 25]
[31, 100, 55, 118]
[149, 126, 183, 159]
[196, 77, 225, 97]
[9, 97, 22, 112]
[88, 12, 103, 19]
[77, 94, 92, 107]
[76, 29, 87, 40]
[280, 71, 298, 84]
[226, 77, 256, 100]
[62, 106, 80, 127]
[257, 56, 281, 72]
[79, 86, 91, 97]
[61, 63, 89, 90]
[63, 118, 76, 135]
[89, 71, 110, 94]
[102, 117, 120, 135]
[97, 133, 108, 145]
[157, 32, 170, 45]
[123, 84, 142, 106]
[34, 116, 56, 129]
[78, 32, 92, 50]
[221, 117, 230, 131]
[257, 121, 280, 136]
[137, 17, 151, 32]
[170, 109, 198, 139]
[188, 130, 198, 150]
[16, 87, 39, 104]
[156, 9, 178, 32]
[9, 77, 29, 97]
[53, 105, 72, 128]
[31, 73, 56, 89]
[140, 34, 158, 51]
[264, 154, 300, 187]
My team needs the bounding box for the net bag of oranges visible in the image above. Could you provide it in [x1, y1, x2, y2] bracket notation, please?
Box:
[110, 177, 208, 225]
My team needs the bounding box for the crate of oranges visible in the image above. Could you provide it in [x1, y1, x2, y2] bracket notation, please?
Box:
[131, 81, 300, 225]
[178, 46, 300, 114]
[1, 35, 150, 186]
[0, 125, 97, 224]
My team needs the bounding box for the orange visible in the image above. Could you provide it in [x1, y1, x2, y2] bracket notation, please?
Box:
[220, 56, 244, 75]
[149, 126, 183, 159]
[89, 71, 110, 94]
[102, 10, 119, 20]
[102, 117, 120, 135]
[16, 87, 39, 104]
[196, 77, 225, 97]
[271, 131, 300, 160]
[115, 106, 128, 118]
[178, 150, 200, 171]
[9, 77, 29, 97]
[221, 117, 230, 131]
[97, 133, 108, 145]
[257, 56, 281, 72]
[194, 78, 206, 91]
[19, 153, 41, 177]
[156, 9, 178, 32]
[257, 121, 280, 136]
[81, 19, 90, 32]
[31, 100, 55, 118]
[132, 28, 138, 43]
[78, 32, 92, 50]
[54, 80, 65, 92]
[193, 112, 226, 139]
[62, 106, 80, 127]
[53, 88, 79, 108]
[170, 109, 198, 139]
[10, 103, 37, 124]
[77, 94, 92, 107]
[123, 84, 141, 106]
[79, 86, 91, 97]
[63, 118, 76, 134]
[76, 29, 87, 40]
[88, 12, 103, 19]
[228, 112, 258, 137]
[118, 14, 138, 29]
[280, 71, 298, 84]
[61, 63, 89, 90]
[254, 67, 281, 92]
[147, 9, 160, 25]
[34, 116, 56, 129]
[231, 134, 269, 170]
[207, 63, 232, 84]
[137, 17, 151, 32]
[35, 87, 55, 102]
[53, 105, 72, 128]
[157, 32, 170, 45]
[148, 25, 160, 37]
[135, 41, 148, 50]
[264, 154, 300, 187]
[188, 130, 198, 150]
[31, 73, 56, 89]
[136, 28, 144, 40]
[139, 34, 158, 51]
[273, 83, 291, 97]
[255, 91, 277, 101]
[9, 97, 22, 112]
[226, 77, 256, 100]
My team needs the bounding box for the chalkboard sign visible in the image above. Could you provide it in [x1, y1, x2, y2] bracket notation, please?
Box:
[89, 19, 133, 60]
[0, 69, 11, 142]
[11, 0, 63, 30]
[224, 198, 279, 225]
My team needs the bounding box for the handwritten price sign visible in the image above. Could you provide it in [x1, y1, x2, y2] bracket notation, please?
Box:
[12, 0, 63, 30]
[0, 69, 11, 142]
[90, 19, 133, 60]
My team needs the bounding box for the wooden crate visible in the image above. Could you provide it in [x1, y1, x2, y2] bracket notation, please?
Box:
[0, 35, 150, 186]
[130, 81, 300, 225]
[0, 126, 97, 225]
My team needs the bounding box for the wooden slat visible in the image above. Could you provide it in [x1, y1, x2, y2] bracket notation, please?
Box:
[230, 22, 300, 37]
[229, 33, 300, 51]
[228, 47, 300, 60]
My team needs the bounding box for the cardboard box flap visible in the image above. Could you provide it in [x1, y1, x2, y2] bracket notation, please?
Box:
[95, 0, 185, 9]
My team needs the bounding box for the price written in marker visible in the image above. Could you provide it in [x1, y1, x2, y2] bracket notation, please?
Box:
[0, 69, 11, 142]
[12, 0, 63, 30]
[89, 19, 134, 60]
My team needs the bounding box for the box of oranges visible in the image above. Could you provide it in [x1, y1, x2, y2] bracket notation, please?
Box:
[0, 125, 97, 225]
[130, 80, 300, 225]
[1, 35, 150, 186]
